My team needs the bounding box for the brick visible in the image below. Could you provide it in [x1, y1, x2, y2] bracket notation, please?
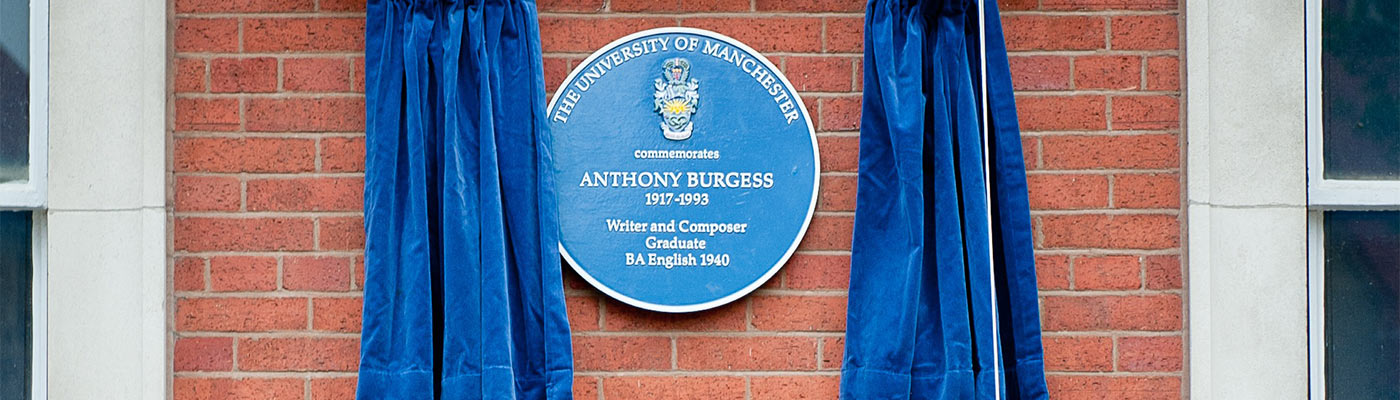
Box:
[820, 96, 861, 131]
[175, 217, 316, 252]
[1075, 55, 1142, 90]
[752, 295, 846, 331]
[543, 57, 569, 96]
[1016, 95, 1107, 131]
[319, 217, 365, 250]
[538, 17, 675, 53]
[683, 17, 823, 53]
[817, 175, 857, 212]
[677, 336, 818, 371]
[854, 61, 863, 91]
[797, 215, 853, 251]
[1074, 255, 1141, 290]
[1041, 134, 1178, 170]
[572, 336, 671, 371]
[563, 266, 591, 291]
[319, 0, 366, 11]
[818, 136, 859, 172]
[247, 177, 363, 212]
[1112, 16, 1178, 51]
[538, 0, 605, 12]
[604, 298, 746, 331]
[825, 17, 863, 53]
[1043, 336, 1113, 372]
[312, 297, 363, 332]
[285, 57, 353, 92]
[243, 18, 365, 52]
[174, 175, 241, 212]
[751, 376, 842, 399]
[238, 337, 360, 371]
[211, 57, 278, 93]
[1041, 295, 1181, 331]
[353, 57, 365, 92]
[1112, 95, 1179, 130]
[785, 56, 855, 92]
[1023, 137, 1040, 169]
[174, 137, 316, 173]
[174, 98, 241, 132]
[310, 377, 358, 400]
[1144, 255, 1181, 290]
[1042, 0, 1176, 9]
[613, 0, 748, 12]
[173, 378, 303, 400]
[1036, 255, 1070, 290]
[783, 253, 850, 290]
[1001, 0, 1040, 10]
[321, 137, 366, 172]
[175, 0, 314, 13]
[602, 376, 746, 400]
[1119, 335, 1183, 372]
[174, 257, 207, 291]
[756, 0, 862, 12]
[175, 58, 207, 93]
[284, 256, 353, 291]
[573, 377, 599, 400]
[820, 336, 844, 369]
[1010, 56, 1071, 91]
[1115, 173, 1179, 208]
[175, 18, 239, 53]
[1027, 173, 1109, 209]
[175, 297, 307, 332]
[1040, 214, 1179, 249]
[1146, 56, 1180, 91]
[566, 296, 600, 331]
[245, 97, 366, 132]
[209, 256, 278, 292]
[1046, 375, 1181, 400]
[174, 337, 234, 371]
[352, 256, 365, 289]
[1003, 16, 1105, 51]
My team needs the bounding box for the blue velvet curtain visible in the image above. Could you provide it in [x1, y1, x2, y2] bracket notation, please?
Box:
[841, 0, 1047, 398]
[357, 0, 573, 398]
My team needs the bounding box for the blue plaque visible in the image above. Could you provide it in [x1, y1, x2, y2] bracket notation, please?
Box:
[548, 28, 820, 313]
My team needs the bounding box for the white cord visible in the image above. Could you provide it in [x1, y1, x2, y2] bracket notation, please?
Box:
[977, 0, 1005, 398]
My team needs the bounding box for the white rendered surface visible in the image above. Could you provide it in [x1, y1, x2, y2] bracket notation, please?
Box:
[44, 0, 168, 398]
[1186, 0, 1309, 398]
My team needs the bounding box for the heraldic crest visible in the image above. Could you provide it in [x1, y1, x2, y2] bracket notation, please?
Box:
[654, 58, 700, 141]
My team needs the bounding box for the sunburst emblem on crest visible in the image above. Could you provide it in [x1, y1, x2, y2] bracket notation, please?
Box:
[654, 58, 700, 141]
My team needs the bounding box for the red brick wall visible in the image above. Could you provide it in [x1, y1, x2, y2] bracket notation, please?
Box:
[170, 0, 1183, 399]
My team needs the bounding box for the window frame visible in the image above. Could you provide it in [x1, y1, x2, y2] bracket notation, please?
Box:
[1304, 0, 1400, 398]
[0, 0, 48, 209]
[0, 1, 48, 399]
[27, 215, 45, 400]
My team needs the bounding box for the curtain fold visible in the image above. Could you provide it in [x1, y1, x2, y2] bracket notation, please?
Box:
[842, 0, 1047, 398]
[358, 0, 573, 398]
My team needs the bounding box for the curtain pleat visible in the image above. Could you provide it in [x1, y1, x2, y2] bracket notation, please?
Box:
[842, 0, 1048, 398]
[358, 0, 573, 398]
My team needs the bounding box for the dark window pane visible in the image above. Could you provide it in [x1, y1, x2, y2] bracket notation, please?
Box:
[1325, 211, 1400, 399]
[1322, 1, 1400, 180]
[0, 1, 29, 183]
[0, 211, 31, 400]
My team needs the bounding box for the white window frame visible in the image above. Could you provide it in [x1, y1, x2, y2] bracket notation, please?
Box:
[1304, 0, 1400, 398]
[0, 1, 48, 399]
[0, 0, 48, 209]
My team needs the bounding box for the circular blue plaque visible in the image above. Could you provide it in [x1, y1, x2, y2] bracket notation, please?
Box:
[548, 28, 819, 313]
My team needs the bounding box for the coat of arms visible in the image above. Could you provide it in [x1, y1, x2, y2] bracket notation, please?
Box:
[654, 58, 700, 141]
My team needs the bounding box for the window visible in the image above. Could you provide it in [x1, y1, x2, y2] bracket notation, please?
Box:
[0, 0, 47, 399]
[1307, 1, 1400, 399]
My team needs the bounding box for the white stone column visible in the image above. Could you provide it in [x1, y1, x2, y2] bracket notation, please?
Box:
[45, 0, 168, 398]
